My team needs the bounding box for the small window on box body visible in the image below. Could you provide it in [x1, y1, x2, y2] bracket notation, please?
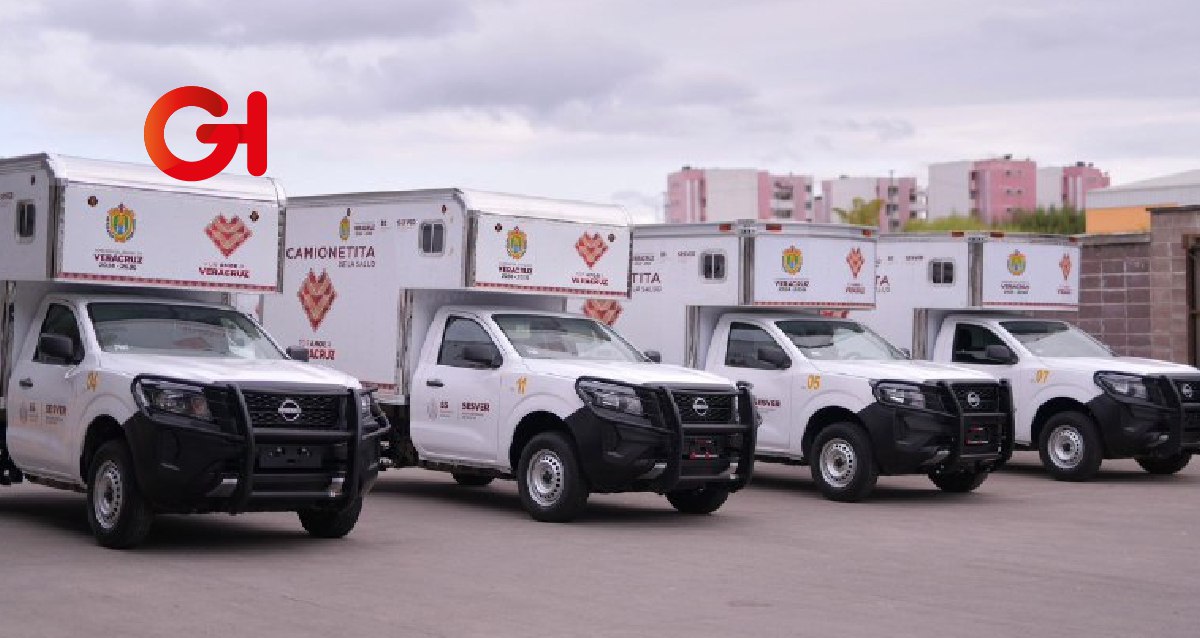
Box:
[700, 250, 726, 281]
[16, 200, 35, 242]
[930, 259, 954, 285]
[419, 221, 445, 255]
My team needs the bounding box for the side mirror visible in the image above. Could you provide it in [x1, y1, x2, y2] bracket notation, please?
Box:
[644, 350, 662, 363]
[286, 346, 310, 362]
[757, 347, 791, 370]
[984, 344, 1016, 364]
[900, 348, 912, 359]
[38, 334, 77, 363]
[463, 344, 502, 368]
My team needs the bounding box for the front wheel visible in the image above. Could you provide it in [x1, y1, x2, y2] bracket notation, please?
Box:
[1038, 412, 1103, 481]
[87, 440, 154, 549]
[1135, 451, 1192, 475]
[810, 423, 878, 502]
[667, 485, 730, 515]
[298, 497, 364, 539]
[929, 468, 989, 493]
[517, 432, 589, 522]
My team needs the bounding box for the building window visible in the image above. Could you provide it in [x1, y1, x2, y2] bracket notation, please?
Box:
[419, 221, 445, 255]
[930, 259, 955, 285]
[700, 250, 726, 282]
[16, 200, 35, 242]
[805, 201, 812, 210]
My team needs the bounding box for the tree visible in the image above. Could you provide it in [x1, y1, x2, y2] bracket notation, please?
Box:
[903, 206, 1084, 234]
[833, 198, 882, 227]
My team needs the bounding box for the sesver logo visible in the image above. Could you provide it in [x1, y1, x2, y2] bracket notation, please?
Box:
[145, 86, 267, 181]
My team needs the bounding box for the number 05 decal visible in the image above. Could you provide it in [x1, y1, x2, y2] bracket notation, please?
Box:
[806, 375, 822, 390]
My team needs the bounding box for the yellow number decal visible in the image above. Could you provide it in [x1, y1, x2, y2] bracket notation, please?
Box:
[806, 375, 822, 390]
[516, 377, 528, 395]
[1034, 370, 1050, 384]
[85, 372, 99, 391]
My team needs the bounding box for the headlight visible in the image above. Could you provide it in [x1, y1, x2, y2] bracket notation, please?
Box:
[138, 381, 212, 421]
[874, 382, 942, 411]
[1096, 372, 1154, 402]
[577, 379, 645, 417]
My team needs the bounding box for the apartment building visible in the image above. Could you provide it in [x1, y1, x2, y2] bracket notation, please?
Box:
[665, 167, 814, 223]
[1037, 162, 1111, 210]
[926, 155, 1036, 223]
[817, 175, 919, 231]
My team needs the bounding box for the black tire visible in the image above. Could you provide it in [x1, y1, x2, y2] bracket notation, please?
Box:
[516, 432, 589, 522]
[1038, 411, 1103, 481]
[666, 485, 730, 515]
[810, 422, 878, 502]
[86, 440, 154, 549]
[452, 473, 495, 487]
[298, 497, 363, 539]
[1135, 451, 1192, 475]
[929, 468, 989, 493]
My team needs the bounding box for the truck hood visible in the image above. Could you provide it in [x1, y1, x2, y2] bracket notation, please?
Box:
[809, 359, 998, 383]
[97, 354, 360, 389]
[1036, 356, 1200, 377]
[519, 359, 734, 388]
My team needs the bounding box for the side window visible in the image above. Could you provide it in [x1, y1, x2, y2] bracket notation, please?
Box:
[929, 259, 954, 285]
[437, 316, 500, 368]
[33, 304, 83, 365]
[16, 200, 36, 242]
[951, 324, 1007, 365]
[725, 322, 788, 369]
[700, 250, 726, 282]
[419, 221, 445, 255]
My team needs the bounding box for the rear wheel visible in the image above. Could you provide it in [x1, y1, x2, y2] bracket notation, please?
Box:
[1135, 451, 1192, 475]
[298, 496, 363, 539]
[452, 473, 494, 487]
[517, 432, 589, 522]
[87, 440, 154, 549]
[1038, 412, 1103, 481]
[666, 485, 730, 515]
[928, 468, 989, 493]
[810, 423, 878, 502]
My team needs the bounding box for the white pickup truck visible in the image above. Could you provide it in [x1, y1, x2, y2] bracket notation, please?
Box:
[587, 221, 1013, 502]
[261, 189, 756, 521]
[862, 232, 1200, 481]
[0, 155, 385, 548]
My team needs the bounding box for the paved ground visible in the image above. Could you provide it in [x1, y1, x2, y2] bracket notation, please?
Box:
[1, 454, 1198, 638]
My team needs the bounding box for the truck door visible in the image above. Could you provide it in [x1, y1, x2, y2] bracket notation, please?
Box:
[710, 321, 794, 454]
[409, 315, 503, 464]
[7, 302, 87, 479]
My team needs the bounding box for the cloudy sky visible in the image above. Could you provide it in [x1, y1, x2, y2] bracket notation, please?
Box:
[2, 0, 1197, 220]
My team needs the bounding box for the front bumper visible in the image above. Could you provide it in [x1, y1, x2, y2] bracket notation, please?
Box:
[566, 379, 757, 494]
[861, 380, 1015, 475]
[1087, 375, 1200, 458]
[125, 375, 389, 514]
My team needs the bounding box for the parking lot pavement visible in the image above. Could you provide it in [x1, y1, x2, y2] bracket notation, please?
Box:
[1, 455, 1198, 638]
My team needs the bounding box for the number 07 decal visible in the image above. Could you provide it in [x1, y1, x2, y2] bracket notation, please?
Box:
[1034, 369, 1050, 384]
[806, 375, 822, 390]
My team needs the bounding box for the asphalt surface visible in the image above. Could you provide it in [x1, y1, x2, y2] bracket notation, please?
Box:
[1, 455, 1198, 638]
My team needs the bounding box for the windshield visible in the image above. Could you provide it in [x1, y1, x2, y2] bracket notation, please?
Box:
[776, 319, 907, 361]
[493, 314, 647, 362]
[999, 320, 1112, 358]
[88, 303, 284, 360]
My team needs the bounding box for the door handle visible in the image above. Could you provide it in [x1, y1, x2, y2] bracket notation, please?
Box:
[18, 378, 33, 388]
[426, 379, 444, 388]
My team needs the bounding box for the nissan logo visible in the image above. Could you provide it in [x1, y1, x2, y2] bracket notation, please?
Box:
[277, 398, 303, 422]
[1182, 384, 1194, 400]
[965, 392, 982, 409]
[692, 397, 710, 417]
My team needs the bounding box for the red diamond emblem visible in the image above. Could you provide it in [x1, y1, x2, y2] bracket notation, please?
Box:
[205, 215, 253, 258]
[297, 269, 337, 330]
[846, 247, 865, 279]
[582, 299, 623, 326]
[575, 233, 609, 268]
[1059, 253, 1072, 280]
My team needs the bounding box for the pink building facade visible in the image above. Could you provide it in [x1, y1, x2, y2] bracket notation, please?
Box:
[927, 156, 1036, 223]
[665, 167, 813, 223]
[816, 175, 919, 231]
[1038, 163, 1111, 210]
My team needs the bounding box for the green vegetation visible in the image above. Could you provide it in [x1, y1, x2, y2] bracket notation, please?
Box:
[903, 206, 1084, 234]
[833, 198, 882, 227]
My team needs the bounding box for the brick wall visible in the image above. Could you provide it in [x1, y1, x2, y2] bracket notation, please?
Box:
[1148, 207, 1200, 363]
[1075, 234, 1152, 358]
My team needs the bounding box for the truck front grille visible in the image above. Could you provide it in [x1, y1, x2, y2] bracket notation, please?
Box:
[671, 392, 736, 424]
[950, 384, 1001, 413]
[242, 392, 343, 428]
[1183, 411, 1200, 444]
